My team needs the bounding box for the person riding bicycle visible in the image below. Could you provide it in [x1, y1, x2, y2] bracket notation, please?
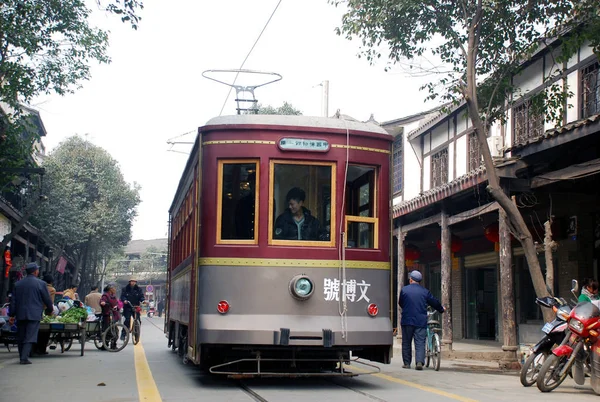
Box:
[120, 277, 144, 340]
[399, 270, 445, 371]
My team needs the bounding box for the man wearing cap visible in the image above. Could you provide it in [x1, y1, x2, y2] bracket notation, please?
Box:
[399, 270, 445, 370]
[8, 262, 54, 364]
[120, 277, 144, 340]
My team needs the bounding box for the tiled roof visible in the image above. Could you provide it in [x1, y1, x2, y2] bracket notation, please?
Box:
[406, 102, 465, 140]
[393, 166, 487, 218]
[507, 113, 600, 152]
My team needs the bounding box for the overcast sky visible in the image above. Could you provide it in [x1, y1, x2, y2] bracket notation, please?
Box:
[36, 0, 434, 241]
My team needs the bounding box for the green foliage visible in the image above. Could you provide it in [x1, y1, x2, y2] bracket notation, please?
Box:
[330, 0, 600, 126]
[98, 0, 144, 30]
[0, 0, 143, 171]
[258, 102, 303, 115]
[31, 136, 141, 258]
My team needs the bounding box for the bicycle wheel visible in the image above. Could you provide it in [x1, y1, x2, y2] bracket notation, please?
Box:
[431, 333, 441, 371]
[102, 323, 129, 352]
[132, 320, 141, 345]
[94, 334, 104, 350]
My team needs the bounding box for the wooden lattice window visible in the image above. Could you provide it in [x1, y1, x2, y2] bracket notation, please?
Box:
[468, 132, 482, 171]
[392, 134, 403, 195]
[431, 148, 448, 188]
[582, 62, 600, 118]
[514, 97, 544, 144]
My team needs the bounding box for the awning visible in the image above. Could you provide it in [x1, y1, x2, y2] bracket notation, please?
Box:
[531, 158, 600, 188]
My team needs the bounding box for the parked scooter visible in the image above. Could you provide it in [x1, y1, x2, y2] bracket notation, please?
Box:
[520, 295, 571, 386]
[537, 280, 600, 393]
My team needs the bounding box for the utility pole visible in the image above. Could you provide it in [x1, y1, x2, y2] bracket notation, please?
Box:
[321, 80, 329, 117]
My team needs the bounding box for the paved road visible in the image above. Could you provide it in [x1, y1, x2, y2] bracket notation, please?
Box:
[0, 317, 597, 402]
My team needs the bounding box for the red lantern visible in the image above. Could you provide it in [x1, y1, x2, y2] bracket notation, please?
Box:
[3, 249, 12, 278]
[484, 223, 500, 243]
[404, 245, 421, 261]
[436, 235, 463, 253]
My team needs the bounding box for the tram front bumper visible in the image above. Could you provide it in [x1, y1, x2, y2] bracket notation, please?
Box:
[196, 314, 393, 347]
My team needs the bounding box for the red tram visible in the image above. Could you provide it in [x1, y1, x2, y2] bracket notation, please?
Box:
[166, 114, 393, 375]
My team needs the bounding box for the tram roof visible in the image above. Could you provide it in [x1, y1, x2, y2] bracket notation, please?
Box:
[202, 114, 390, 136]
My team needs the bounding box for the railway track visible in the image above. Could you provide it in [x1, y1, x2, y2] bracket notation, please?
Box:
[235, 377, 390, 402]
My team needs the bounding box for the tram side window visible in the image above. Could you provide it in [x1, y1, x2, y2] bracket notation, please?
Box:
[272, 162, 332, 242]
[345, 165, 377, 249]
[219, 162, 258, 242]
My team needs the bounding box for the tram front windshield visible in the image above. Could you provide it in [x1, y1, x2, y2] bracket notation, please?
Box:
[273, 163, 331, 242]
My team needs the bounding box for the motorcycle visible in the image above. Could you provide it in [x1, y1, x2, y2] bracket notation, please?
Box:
[147, 307, 155, 318]
[520, 295, 571, 386]
[537, 280, 600, 393]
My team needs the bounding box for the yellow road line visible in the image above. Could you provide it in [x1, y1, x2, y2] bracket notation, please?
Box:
[134, 341, 163, 402]
[352, 365, 478, 402]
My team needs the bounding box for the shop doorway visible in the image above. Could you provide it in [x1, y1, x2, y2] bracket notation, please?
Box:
[465, 267, 497, 340]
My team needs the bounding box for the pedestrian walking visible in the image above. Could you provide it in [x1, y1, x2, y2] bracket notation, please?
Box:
[8, 263, 54, 364]
[42, 274, 56, 305]
[157, 298, 164, 317]
[34, 274, 57, 355]
[398, 270, 445, 370]
[84, 285, 102, 315]
[100, 284, 120, 350]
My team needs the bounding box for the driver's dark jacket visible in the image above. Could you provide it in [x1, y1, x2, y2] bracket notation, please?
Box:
[120, 285, 145, 309]
[274, 207, 324, 241]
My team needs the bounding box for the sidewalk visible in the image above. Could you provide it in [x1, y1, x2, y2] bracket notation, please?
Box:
[0, 346, 20, 369]
[393, 338, 521, 375]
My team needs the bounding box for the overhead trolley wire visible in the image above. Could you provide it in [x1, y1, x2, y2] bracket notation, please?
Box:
[218, 0, 284, 116]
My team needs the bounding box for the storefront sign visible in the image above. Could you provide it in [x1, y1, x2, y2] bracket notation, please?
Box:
[56, 256, 67, 274]
[278, 138, 329, 152]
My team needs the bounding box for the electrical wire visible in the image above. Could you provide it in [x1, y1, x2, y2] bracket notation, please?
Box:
[338, 116, 350, 341]
[218, 0, 284, 116]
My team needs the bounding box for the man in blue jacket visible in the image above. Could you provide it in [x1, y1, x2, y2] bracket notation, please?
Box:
[9, 262, 54, 364]
[399, 270, 445, 370]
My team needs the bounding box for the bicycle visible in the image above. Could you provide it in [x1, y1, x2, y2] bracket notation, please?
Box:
[425, 307, 442, 371]
[127, 304, 142, 345]
[101, 311, 129, 352]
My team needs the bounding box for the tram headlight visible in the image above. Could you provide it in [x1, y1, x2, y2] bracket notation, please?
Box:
[289, 275, 314, 300]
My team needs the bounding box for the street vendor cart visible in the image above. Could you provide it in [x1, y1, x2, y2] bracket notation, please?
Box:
[39, 320, 86, 356]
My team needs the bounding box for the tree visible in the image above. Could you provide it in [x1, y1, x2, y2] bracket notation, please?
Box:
[0, 0, 143, 181]
[258, 101, 303, 115]
[31, 136, 141, 287]
[332, 0, 599, 316]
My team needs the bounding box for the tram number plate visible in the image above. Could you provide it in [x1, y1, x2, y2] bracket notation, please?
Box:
[541, 322, 553, 334]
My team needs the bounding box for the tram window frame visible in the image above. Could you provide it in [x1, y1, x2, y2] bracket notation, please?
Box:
[216, 159, 260, 245]
[344, 165, 379, 249]
[268, 160, 336, 247]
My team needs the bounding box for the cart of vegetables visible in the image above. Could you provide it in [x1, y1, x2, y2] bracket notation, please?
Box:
[40, 307, 88, 356]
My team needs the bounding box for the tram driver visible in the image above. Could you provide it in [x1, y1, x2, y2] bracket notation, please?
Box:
[274, 187, 327, 241]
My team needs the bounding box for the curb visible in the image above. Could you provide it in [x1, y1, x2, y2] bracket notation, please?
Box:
[393, 347, 520, 376]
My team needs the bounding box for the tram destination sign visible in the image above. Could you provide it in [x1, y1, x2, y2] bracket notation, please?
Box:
[278, 138, 329, 152]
